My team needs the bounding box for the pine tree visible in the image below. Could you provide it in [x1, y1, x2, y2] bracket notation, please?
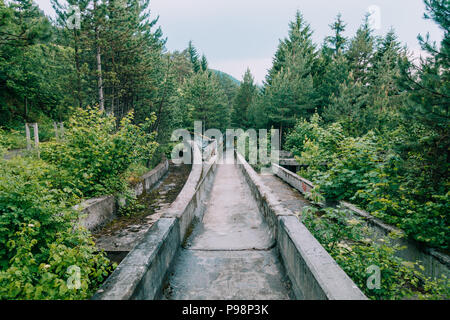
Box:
[346, 15, 375, 85]
[262, 11, 318, 145]
[323, 72, 366, 136]
[398, 0, 449, 187]
[231, 68, 257, 128]
[265, 11, 317, 86]
[188, 40, 201, 73]
[175, 71, 230, 132]
[325, 13, 347, 56]
[315, 14, 349, 110]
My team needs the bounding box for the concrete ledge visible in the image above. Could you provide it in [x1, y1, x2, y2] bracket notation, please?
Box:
[272, 163, 314, 195]
[76, 196, 117, 232]
[93, 140, 219, 300]
[235, 152, 366, 300]
[235, 152, 294, 239]
[77, 157, 169, 231]
[272, 162, 450, 280]
[135, 157, 169, 197]
[278, 216, 367, 300]
[163, 141, 216, 240]
[92, 218, 180, 300]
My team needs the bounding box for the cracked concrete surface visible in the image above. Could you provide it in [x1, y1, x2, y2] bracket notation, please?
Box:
[163, 151, 294, 300]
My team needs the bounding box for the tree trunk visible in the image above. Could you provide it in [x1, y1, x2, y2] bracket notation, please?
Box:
[94, 1, 105, 112]
[73, 29, 82, 108]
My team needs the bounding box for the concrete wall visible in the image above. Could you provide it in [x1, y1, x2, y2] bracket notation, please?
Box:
[77, 157, 169, 232]
[76, 196, 117, 232]
[93, 141, 219, 300]
[135, 158, 169, 197]
[92, 218, 180, 300]
[272, 163, 450, 280]
[236, 152, 367, 300]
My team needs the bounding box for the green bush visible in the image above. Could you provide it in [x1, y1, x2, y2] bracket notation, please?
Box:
[41, 107, 158, 199]
[287, 114, 449, 250]
[300, 206, 449, 300]
[0, 156, 114, 299]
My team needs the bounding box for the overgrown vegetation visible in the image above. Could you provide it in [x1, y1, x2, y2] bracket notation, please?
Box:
[300, 205, 449, 300]
[0, 107, 158, 299]
[0, 0, 448, 301]
[279, 1, 449, 252]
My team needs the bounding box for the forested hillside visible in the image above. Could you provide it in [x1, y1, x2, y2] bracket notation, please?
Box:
[0, 0, 448, 300]
[242, 3, 449, 252]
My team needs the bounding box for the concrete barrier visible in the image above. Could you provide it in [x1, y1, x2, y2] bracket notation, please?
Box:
[76, 196, 117, 232]
[236, 152, 367, 300]
[77, 157, 169, 232]
[92, 218, 180, 300]
[163, 141, 218, 240]
[272, 163, 450, 280]
[135, 158, 169, 197]
[93, 140, 219, 300]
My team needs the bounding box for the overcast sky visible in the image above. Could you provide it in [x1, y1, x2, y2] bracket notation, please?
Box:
[35, 0, 444, 84]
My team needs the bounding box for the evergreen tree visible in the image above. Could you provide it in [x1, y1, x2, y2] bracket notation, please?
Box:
[262, 11, 318, 145]
[265, 11, 317, 86]
[187, 40, 201, 73]
[0, 0, 58, 124]
[175, 71, 230, 132]
[315, 15, 349, 110]
[231, 68, 257, 128]
[325, 13, 347, 56]
[399, 0, 449, 188]
[346, 15, 375, 85]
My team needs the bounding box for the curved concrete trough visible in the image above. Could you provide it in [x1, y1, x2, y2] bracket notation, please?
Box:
[93, 141, 219, 300]
[236, 153, 367, 300]
[76, 157, 169, 232]
[272, 163, 450, 280]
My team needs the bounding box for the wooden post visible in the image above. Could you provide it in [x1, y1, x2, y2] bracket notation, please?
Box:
[25, 123, 31, 150]
[54, 122, 59, 140]
[32, 123, 40, 159]
[59, 122, 64, 139]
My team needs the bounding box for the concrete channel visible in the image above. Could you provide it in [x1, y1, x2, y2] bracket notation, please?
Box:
[93, 141, 366, 300]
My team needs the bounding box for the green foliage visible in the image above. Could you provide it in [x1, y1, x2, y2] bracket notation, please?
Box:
[0, 155, 114, 299]
[41, 107, 158, 199]
[174, 71, 230, 132]
[231, 68, 257, 129]
[300, 206, 449, 300]
[286, 115, 449, 250]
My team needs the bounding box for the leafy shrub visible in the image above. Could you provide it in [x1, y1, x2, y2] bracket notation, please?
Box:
[0, 156, 114, 299]
[286, 115, 449, 250]
[300, 206, 449, 300]
[41, 107, 158, 199]
[0, 128, 26, 150]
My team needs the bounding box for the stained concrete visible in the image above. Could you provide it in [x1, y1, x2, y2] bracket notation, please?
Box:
[163, 151, 294, 300]
[185, 156, 273, 251]
[163, 249, 293, 300]
[259, 172, 309, 216]
[94, 163, 190, 254]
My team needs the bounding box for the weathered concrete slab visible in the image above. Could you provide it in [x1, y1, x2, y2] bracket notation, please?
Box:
[76, 196, 117, 232]
[235, 152, 367, 300]
[93, 217, 180, 300]
[186, 161, 273, 250]
[77, 157, 169, 232]
[94, 141, 221, 300]
[259, 173, 309, 215]
[94, 164, 190, 253]
[163, 152, 294, 300]
[278, 216, 367, 300]
[163, 249, 294, 300]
